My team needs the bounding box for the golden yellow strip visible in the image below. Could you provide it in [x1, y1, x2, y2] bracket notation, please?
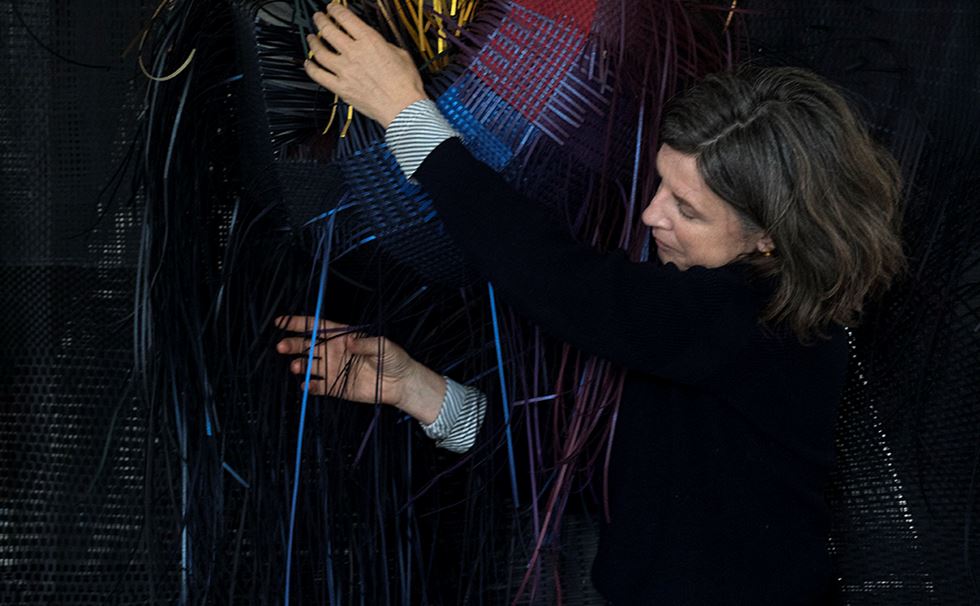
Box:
[723, 0, 738, 32]
[433, 0, 444, 55]
[461, 1, 476, 25]
[417, 0, 423, 50]
[339, 105, 355, 138]
[376, 1, 402, 47]
[137, 0, 197, 81]
[321, 96, 339, 135]
[392, 1, 417, 46]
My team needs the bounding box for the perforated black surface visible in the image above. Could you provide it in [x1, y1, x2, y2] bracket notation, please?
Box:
[0, 1, 166, 602]
[2, 1, 978, 604]
[747, 2, 980, 603]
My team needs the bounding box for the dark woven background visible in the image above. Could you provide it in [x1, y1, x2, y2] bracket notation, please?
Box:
[1, 0, 978, 604]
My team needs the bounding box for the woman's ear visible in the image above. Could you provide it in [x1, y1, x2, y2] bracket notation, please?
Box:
[755, 234, 775, 255]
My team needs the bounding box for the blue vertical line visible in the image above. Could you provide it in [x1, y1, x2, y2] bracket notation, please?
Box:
[170, 369, 189, 606]
[625, 96, 645, 250]
[488, 282, 520, 509]
[284, 214, 335, 605]
[315, 431, 338, 606]
[405, 425, 413, 604]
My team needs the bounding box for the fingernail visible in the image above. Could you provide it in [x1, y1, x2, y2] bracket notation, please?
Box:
[276, 341, 287, 352]
[307, 48, 315, 59]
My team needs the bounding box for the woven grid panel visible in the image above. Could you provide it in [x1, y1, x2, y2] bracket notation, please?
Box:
[339, 142, 472, 286]
[3, 1, 977, 604]
[0, 0, 162, 603]
[0, 346, 152, 604]
[745, 2, 980, 603]
[1, 1, 52, 264]
[469, 1, 597, 124]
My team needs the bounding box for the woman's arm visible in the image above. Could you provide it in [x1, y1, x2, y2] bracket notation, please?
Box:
[420, 378, 487, 454]
[301, 5, 759, 384]
[275, 316, 486, 453]
[407, 133, 759, 384]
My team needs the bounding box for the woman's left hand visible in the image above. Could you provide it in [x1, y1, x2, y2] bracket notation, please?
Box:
[303, 3, 429, 129]
[274, 315, 447, 424]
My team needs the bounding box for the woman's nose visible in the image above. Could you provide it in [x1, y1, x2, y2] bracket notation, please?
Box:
[641, 190, 671, 229]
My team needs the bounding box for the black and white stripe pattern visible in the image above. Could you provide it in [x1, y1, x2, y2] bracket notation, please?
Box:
[384, 99, 461, 179]
[419, 378, 487, 453]
[386, 100, 487, 453]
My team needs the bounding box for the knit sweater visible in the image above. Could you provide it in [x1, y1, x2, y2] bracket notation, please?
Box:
[391, 101, 849, 605]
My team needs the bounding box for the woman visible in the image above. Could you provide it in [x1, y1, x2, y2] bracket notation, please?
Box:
[275, 4, 905, 603]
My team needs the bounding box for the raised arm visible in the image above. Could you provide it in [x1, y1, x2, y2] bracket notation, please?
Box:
[388, 103, 761, 384]
[301, 5, 761, 385]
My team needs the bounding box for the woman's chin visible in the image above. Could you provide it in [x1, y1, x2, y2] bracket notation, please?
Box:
[656, 248, 689, 271]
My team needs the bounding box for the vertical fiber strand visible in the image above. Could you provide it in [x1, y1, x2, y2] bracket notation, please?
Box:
[489, 282, 521, 509]
[284, 214, 335, 605]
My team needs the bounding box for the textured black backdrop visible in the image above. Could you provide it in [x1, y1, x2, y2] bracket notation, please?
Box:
[1, 1, 978, 604]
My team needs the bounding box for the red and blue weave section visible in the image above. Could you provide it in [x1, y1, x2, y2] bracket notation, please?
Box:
[338, 0, 608, 285]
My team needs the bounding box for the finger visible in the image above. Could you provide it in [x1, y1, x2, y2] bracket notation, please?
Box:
[313, 11, 354, 52]
[306, 32, 343, 73]
[274, 315, 348, 335]
[290, 356, 324, 376]
[305, 56, 343, 94]
[303, 374, 350, 397]
[326, 3, 375, 42]
[301, 379, 327, 396]
[276, 336, 312, 355]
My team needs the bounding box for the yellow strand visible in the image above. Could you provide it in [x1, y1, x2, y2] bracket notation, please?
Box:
[137, 0, 196, 82]
[339, 105, 355, 138]
[460, 1, 476, 26]
[316, 0, 482, 136]
[723, 0, 738, 32]
[433, 0, 444, 55]
[376, 1, 406, 49]
[321, 97, 340, 135]
[391, 0, 414, 35]
[417, 0, 423, 50]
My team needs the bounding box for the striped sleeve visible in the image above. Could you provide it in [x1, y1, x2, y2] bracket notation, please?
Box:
[386, 100, 482, 452]
[384, 98, 461, 179]
[419, 377, 487, 454]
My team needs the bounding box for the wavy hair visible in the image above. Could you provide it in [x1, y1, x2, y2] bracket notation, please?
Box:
[661, 65, 906, 341]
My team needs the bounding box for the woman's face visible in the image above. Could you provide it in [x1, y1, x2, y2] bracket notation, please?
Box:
[641, 144, 772, 270]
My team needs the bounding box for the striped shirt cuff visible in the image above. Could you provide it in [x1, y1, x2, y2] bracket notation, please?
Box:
[419, 377, 487, 454]
[384, 98, 461, 179]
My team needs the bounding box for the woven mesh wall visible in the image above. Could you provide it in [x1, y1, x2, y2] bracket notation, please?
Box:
[1, 0, 978, 604]
[747, 1, 980, 603]
[0, 0, 168, 603]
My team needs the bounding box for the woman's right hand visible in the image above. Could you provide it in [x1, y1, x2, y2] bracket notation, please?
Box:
[274, 316, 446, 424]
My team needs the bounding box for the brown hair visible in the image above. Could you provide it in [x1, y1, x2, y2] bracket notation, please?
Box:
[661, 65, 906, 341]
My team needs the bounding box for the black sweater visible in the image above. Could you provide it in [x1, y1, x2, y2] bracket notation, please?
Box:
[414, 137, 849, 605]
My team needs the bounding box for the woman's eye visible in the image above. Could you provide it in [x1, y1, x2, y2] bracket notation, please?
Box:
[676, 201, 695, 220]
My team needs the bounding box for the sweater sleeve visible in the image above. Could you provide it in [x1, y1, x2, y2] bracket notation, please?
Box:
[418, 377, 487, 454]
[412, 137, 760, 384]
[384, 98, 460, 179]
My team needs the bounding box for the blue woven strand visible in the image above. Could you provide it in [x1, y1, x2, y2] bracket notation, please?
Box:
[221, 462, 250, 489]
[171, 368, 190, 606]
[488, 282, 520, 509]
[284, 213, 335, 605]
[436, 84, 515, 170]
